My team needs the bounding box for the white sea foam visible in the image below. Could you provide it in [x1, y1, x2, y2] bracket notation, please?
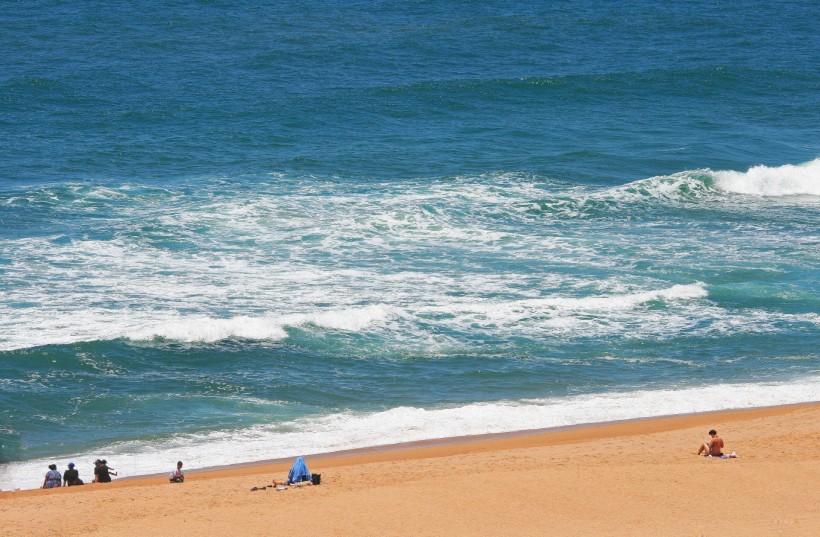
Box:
[3, 272, 816, 350]
[2, 376, 818, 491]
[0, 304, 394, 350]
[599, 159, 820, 204]
[124, 305, 395, 343]
[713, 159, 820, 197]
[428, 283, 708, 319]
[125, 315, 290, 343]
[0, 278, 712, 350]
[604, 171, 714, 203]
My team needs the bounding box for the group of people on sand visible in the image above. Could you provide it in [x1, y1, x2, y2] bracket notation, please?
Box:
[41, 459, 117, 489]
[38, 429, 726, 489]
[40, 433, 724, 491]
[42, 459, 186, 489]
[33, 431, 737, 493]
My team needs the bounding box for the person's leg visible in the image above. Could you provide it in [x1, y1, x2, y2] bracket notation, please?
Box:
[698, 442, 708, 455]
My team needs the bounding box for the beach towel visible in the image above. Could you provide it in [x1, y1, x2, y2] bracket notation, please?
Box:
[287, 456, 311, 484]
[709, 451, 738, 459]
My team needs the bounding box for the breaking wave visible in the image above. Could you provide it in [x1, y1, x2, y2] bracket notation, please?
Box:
[712, 159, 820, 197]
[523, 159, 819, 219]
[124, 305, 394, 344]
[615, 159, 820, 201]
[1, 284, 710, 350]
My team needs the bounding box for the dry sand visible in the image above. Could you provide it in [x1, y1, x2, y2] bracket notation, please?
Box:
[2, 403, 818, 537]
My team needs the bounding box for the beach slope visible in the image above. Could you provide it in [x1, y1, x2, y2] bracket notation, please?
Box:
[2, 403, 818, 536]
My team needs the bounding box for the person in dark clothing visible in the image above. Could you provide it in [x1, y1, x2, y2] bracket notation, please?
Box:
[103, 459, 117, 479]
[93, 459, 117, 483]
[63, 462, 83, 486]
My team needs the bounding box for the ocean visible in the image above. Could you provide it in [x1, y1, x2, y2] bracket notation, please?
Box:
[1, 0, 818, 490]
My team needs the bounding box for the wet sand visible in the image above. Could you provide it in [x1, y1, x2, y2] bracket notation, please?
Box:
[2, 402, 818, 536]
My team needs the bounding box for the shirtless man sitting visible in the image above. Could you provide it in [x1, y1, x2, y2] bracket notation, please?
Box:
[697, 429, 724, 456]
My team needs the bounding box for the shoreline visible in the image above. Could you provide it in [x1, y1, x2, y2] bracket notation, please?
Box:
[4, 376, 818, 492]
[2, 401, 817, 536]
[4, 400, 816, 495]
[140, 399, 820, 477]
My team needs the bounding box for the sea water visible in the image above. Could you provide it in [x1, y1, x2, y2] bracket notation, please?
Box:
[1, 0, 818, 490]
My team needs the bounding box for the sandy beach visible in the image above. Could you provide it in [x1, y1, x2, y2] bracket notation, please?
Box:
[2, 402, 817, 537]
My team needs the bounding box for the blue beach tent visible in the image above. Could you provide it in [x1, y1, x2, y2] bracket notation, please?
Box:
[287, 456, 311, 484]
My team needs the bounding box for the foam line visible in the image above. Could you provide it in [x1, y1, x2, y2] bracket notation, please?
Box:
[427, 283, 708, 317]
[123, 305, 393, 343]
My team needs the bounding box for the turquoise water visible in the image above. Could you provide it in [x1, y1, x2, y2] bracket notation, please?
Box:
[1, 1, 818, 489]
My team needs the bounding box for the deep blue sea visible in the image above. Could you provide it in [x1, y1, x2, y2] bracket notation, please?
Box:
[1, 0, 818, 490]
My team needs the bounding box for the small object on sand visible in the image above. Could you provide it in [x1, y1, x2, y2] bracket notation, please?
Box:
[708, 451, 739, 459]
[250, 487, 259, 491]
[275, 485, 288, 491]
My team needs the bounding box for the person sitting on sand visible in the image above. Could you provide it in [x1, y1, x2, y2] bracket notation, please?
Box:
[42, 464, 62, 489]
[93, 459, 117, 483]
[697, 429, 724, 457]
[102, 460, 116, 474]
[169, 461, 184, 483]
[63, 462, 83, 486]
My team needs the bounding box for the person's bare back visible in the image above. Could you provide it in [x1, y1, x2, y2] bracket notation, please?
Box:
[697, 429, 724, 456]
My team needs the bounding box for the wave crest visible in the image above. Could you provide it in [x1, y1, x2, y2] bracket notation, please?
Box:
[526, 160, 820, 219]
[713, 159, 820, 197]
[620, 159, 820, 201]
[125, 305, 394, 344]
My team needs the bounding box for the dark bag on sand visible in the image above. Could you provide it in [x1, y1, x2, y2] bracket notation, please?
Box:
[311, 473, 321, 485]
